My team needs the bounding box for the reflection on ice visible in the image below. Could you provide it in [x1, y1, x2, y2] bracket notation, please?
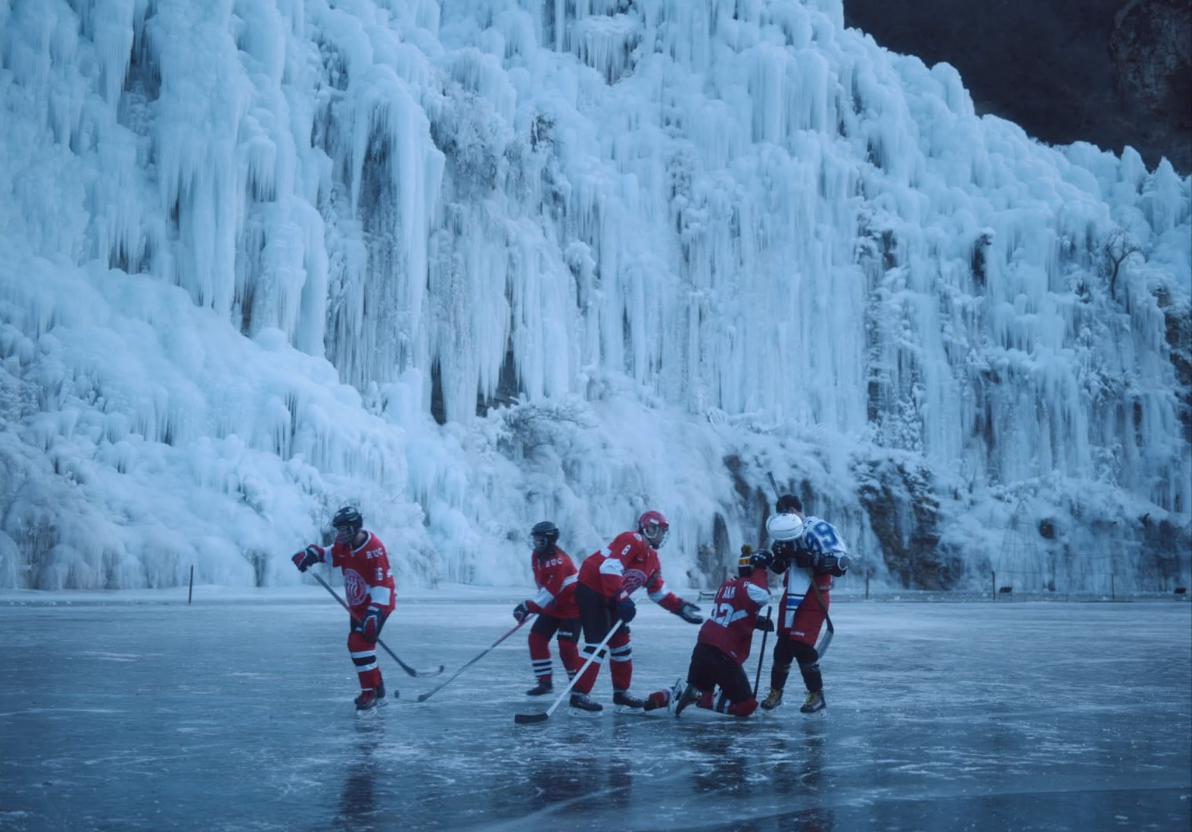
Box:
[0, 596, 1187, 832]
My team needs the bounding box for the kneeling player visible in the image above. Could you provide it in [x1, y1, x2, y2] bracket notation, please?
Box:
[673, 547, 774, 718]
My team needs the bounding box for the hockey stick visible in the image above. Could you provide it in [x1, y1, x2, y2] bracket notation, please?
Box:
[310, 571, 445, 677]
[514, 619, 625, 724]
[752, 605, 772, 698]
[806, 571, 834, 658]
[416, 616, 534, 702]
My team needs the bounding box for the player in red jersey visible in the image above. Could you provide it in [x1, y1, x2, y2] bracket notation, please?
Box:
[569, 510, 704, 712]
[292, 506, 397, 710]
[672, 547, 774, 717]
[512, 520, 582, 696]
[761, 494, 850, 714]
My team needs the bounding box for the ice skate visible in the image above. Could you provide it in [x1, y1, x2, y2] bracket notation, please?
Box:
[673, 683, 702, 717]
[525, 681, 552, 696]
[612, 690, 646, 709]
[643, 679, 684, 712]
[354, 687, 383, 711]
[569, 692, 603, 712]
[800, 690, 826, 714]
[760, 688, 784, 711]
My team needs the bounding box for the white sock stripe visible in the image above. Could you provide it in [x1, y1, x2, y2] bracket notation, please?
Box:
[350, 650, 377, 659]
[609, 655, 632, 663]
[355, 661, 377, 672]
[609, 646, 632, 656]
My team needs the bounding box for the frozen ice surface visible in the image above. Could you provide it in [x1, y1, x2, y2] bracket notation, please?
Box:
[0, 592, 1188, 831]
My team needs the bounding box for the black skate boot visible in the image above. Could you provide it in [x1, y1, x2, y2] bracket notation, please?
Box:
[800, 690, 826, 714]
[569, 692, 603, 712]
[612, 690, 645, 709]
[673, 683, 702, 718]
[525, 680, 553, 696]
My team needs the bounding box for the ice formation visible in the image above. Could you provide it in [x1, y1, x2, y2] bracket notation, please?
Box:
[0, 0, 1188, 592]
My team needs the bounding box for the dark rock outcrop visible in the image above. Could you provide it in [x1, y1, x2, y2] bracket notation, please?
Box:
[844, 0, 1191, 172]
[854, 457, 966, 590]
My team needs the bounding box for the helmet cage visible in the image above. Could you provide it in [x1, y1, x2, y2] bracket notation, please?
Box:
[530, 521, 559, 553]
[332, 506, 363, 544]
[640, 519, 668, 548]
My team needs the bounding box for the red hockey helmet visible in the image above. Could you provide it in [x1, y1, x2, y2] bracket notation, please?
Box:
[638, 510, 669, 549]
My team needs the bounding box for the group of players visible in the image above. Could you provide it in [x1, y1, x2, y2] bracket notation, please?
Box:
[291, 495, 849, 716]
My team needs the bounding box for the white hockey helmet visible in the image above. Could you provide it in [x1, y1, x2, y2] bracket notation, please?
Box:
[766, 512, 804, 543]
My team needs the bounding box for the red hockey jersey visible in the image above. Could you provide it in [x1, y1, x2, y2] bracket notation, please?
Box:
[697, 571, 772, 664]
[577, 531, 683, 613]
[526, 548, 579, 619]
[316, 532, 396, 613]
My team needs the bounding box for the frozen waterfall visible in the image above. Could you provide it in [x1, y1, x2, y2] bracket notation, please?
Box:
[0, 0, 1188, 593]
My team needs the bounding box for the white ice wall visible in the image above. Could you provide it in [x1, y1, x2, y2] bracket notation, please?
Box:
[1, 0, 1188, 592]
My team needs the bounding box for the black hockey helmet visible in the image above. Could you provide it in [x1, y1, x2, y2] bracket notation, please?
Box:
[332, 506, 363, 541]
[531, 520, 559, 553]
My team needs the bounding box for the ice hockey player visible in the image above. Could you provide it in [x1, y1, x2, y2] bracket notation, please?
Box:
[569, 510, 704, 712]
[292, 506, 396, 711]
[512, 520, 582, 696]
[670, 546, 775, 717]
[761, 494, 850, 714]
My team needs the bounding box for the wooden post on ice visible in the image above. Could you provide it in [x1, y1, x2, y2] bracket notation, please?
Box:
[188, 565, 194, 605]
[991, 571, 996, 601]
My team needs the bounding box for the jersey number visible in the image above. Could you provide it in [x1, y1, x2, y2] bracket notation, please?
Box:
[804, 521, 838, 554]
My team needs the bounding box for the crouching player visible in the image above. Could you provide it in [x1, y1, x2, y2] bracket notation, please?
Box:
[669, 547, 774, 717]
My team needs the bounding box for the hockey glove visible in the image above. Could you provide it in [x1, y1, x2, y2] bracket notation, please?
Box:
[754, 614, 775, 632]
[817, 554, 850, 577]
[356, 606, 383, 642]
[291, 545, 323, 572]
[616, 596, 637, 624]
[793, 547, 817, 569]
[769, 541, 794, 573]
[677, 602, 703, 624]
[513, 601, 531, 623]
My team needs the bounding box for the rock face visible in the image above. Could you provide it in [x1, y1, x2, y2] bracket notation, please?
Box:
[844, 0, 1191, 172]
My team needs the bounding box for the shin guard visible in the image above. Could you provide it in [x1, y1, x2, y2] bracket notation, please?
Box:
[529, 630, 552, 684]
[574, 645, 605, 695]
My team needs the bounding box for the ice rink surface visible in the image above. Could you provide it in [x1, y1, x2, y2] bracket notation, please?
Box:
[0, 590, 1188, 832]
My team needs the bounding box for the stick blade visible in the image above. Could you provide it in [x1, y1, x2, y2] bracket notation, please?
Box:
[514, 712, 549, 725]
[415, 692, 434, 703]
